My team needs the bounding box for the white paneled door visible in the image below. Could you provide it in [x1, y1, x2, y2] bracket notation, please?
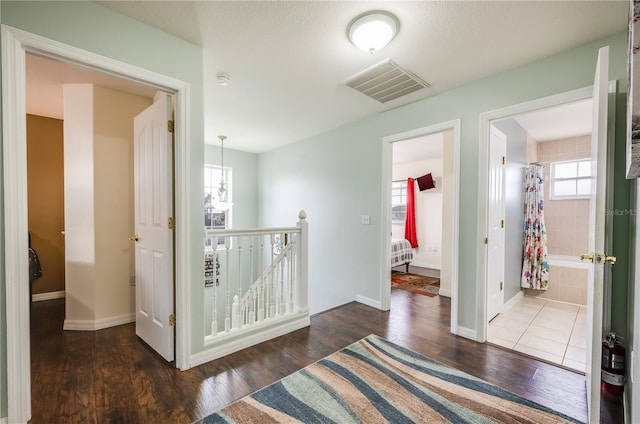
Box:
[487, 126, 507, 321]
[133, 94, 175, 361]
[584, 45, 611, 423]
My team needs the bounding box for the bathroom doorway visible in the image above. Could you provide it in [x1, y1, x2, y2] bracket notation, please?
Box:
[486, 100, 594, 372]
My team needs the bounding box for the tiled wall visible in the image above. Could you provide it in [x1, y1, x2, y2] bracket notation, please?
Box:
[524, 135, 590, 306]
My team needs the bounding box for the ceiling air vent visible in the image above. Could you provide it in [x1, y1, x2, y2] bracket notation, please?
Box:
[344, 59, 431, 103]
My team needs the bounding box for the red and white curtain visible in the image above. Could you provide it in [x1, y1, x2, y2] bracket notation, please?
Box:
[521, 165, 549, 290]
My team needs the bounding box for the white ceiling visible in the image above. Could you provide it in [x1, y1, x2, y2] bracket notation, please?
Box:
[27, 1, 627, 153]
[514, 99, 593, 142]
[393, 132, 443, 164]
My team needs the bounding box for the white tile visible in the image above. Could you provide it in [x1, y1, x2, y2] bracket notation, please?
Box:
[519, 296, 546, 309]
[532, 314, 576, 331]
[525, 324, 571, 344]
[513, 344, 563, 365]
[501, 309, 537, 324]
[517, 333, 567, 356]
[569, 332, 587, 349]
[562, 358, 586, 373]
[488, 335, 516, 349]
[488, 323, 525, 343]
[542, 301, 580, 314]
[490, 315, 530, 333]
[565, 345, 586, 363]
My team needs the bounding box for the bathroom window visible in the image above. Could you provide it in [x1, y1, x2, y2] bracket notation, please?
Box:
[549, 159, 593, 200]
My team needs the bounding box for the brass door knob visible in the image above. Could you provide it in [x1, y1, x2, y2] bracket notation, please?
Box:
[128, 234, 139, 242]
[580, 253, 594, 263]
[604, 255, 617, 265]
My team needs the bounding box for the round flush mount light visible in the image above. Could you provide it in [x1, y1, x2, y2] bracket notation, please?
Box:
[348, 11, 399, 54]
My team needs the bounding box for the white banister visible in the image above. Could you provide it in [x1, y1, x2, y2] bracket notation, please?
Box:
[202, 211, 310, 360]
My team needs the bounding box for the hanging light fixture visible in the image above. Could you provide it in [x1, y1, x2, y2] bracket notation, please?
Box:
[212, 135, 231, 211]
[348, 11, 399, 54]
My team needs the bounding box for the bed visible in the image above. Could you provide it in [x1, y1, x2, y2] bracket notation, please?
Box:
[391, 238, 413, 272]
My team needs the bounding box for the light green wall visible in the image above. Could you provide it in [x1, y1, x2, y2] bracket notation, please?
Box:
[259, 32, 631, 334]
[204, 146, 259, 229]
[0, 0, 205, 414]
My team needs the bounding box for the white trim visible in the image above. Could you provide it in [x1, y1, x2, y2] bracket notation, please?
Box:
[355, 294, 382, 309]
[31, 291, 65, 302]
[438, 289, 451, 298]
[380, 119, 461, 335]
[476, 85, 594, 345]
[63, 313, 135, 331]
[455, 326, 476, 340]
[502, 290, 524, 312]
[192, 313, 310, 367]
[2, 25, 192, 423]
[547, 254, 592, 270]
[410, 261, 441, 270]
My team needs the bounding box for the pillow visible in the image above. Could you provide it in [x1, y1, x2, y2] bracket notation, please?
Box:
[416, 173, 435, 191]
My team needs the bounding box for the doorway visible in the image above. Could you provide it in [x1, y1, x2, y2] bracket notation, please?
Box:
[485, 101, 594, 372]
[3, 26, 191, 422]
[381, 119, 460, 333]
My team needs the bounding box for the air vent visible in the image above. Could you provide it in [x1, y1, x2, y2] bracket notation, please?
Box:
[344, 59, 431, 103]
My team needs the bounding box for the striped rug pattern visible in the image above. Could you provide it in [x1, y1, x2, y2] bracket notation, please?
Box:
[196, 335, 583, 423]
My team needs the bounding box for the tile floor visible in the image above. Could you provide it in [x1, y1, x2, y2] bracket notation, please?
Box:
[488, 296, 587, 372]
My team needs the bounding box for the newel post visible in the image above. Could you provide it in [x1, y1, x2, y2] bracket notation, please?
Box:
[296, 210, 309, 312]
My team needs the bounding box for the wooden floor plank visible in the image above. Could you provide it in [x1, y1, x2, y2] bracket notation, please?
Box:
[29, 290, 623, 423]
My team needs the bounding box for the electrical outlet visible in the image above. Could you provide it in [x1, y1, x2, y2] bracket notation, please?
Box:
[361, 215, 371, 225]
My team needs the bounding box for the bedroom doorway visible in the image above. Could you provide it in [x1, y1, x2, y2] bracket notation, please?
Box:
[381, 119, 461, 333]
[3, 25, 191, 422]
[390, 134, 444, 297]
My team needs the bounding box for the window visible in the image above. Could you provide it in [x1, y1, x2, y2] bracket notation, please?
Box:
[204, 165, 232, 248]
[391, 180, 407, 224]
[550, 159, 593, 199]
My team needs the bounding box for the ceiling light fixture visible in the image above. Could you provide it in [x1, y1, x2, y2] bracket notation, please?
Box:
[348, 11, 399, 54]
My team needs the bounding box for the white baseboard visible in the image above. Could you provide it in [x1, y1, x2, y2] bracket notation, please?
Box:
[455, 325, 477, 341]
[355, 294, 381, 309]
[410, 261, 441, 270]
[193, 312, 310, 367]
[438, 288, 451, 298]
[32, 290, 65, 302]
[502, 290, 524, 312]
[64, 312, 135, 331]
[0, 416, 7, 424]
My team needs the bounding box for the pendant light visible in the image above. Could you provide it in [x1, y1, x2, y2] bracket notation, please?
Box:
[212, 135, 231, 211]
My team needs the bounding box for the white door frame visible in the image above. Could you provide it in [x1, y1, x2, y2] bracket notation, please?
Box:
[2, 25, 192, 423]
[476, 83, 616, 342]
[380, 119, 461, 333]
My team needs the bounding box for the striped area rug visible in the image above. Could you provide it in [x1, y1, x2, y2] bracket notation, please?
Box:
[195, 335, 583, 423]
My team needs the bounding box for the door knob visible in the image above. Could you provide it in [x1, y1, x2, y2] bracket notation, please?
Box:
[604, 255, 617, 265]
[129, 234, 139, 242]
[580, 253, 594, 263]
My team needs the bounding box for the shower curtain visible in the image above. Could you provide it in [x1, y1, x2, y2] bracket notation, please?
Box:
[521, 165, 549, 290]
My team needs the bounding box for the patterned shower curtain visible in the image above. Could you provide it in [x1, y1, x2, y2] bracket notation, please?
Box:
[521, 165, 549, 290]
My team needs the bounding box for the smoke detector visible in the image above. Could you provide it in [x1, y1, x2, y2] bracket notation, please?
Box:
[216, 73, 230, 86]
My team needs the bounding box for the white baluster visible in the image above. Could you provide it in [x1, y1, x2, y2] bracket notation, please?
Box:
[232, 294, 240, 329]
[224, 237, 231, 332]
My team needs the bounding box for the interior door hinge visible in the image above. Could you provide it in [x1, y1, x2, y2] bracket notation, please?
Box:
[168, 217, 175, 230]
[500, 281, 503, 291]
[501, 219, 504, 228]
[169, 313, 176, 327]
[168, 120, 175, 133]
[483, 237, 488, 244]
[502, 156, 506, 165]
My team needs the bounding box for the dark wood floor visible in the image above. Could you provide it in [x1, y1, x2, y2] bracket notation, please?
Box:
[30, 289, 623, 423]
